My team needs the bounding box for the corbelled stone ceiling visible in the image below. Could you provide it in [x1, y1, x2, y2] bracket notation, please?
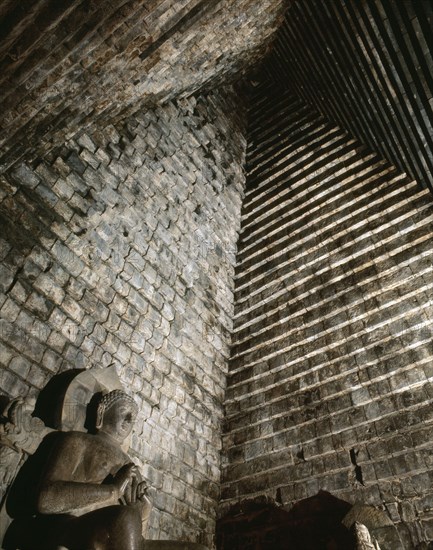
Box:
[0, 0, 286, 171]
[1, 1, 432, 547]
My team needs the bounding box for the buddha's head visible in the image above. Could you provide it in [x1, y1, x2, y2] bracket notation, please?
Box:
[96, 390, 138, 442]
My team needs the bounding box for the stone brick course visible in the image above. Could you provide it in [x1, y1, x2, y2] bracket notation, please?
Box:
[0, 86, 246, 547]
[265, 0, 433, 193]
[221, 83, 433, 549]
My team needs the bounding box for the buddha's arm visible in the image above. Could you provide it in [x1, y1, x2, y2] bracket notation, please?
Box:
[37, 479, 119, 514]
[36, 434, 134, 515]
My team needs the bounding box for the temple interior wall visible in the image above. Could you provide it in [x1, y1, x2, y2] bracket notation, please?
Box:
[221, 82, 433, 549]
[219, 2, 433, 546]
[0, 1, 432, 549]
[0, 87, 246, 547]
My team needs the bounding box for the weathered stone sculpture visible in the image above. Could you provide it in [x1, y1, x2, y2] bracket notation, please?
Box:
[37, 389, 151, 549]
[353, 522, 381, 550]
[3, 388, 151, 550]
[0, 396, 53, 540]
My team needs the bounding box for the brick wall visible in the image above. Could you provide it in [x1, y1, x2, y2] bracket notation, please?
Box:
[0, 87, 246, 547]
[0, 0, 284, 172]
[221, 82, 433, 549]
[263, 0, 433, 193]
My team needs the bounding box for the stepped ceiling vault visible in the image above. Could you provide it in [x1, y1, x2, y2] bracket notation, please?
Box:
[1, 1, 433, 548]
[0, 0, 286, 170]
[1, 0, 431, 191]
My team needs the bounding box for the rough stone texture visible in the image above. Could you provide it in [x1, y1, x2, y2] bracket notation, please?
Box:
[1, 2, 433, 548]
[263, 0, 433, 193]
[221, 82, 433, 549]
[0, 0, 285, 171]
[0, 86, 246, 548]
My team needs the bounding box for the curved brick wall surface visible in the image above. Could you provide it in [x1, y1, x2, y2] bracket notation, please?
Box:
[0, 87, 246, 547]
[0, 0, 284, 171]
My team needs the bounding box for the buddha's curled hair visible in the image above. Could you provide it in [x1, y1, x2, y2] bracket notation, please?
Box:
[96, 389, 138, 428]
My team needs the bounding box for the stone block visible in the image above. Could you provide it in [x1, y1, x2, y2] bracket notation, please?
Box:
[9, 355, 32, 378]
[0, 369, 29, 396]
[0, 265, 14, 293]
[10, 163, 40, 188]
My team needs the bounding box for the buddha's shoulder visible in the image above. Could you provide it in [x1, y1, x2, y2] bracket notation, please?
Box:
[54, 430, 96, 447]
[54, 431, 127, 459]
[58, 430, 94, 440]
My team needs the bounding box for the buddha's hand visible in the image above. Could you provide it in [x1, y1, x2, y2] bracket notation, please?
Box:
[136, 480, 149, 502]
[124, 476, 149, 506]
[113, 463, 137, 498]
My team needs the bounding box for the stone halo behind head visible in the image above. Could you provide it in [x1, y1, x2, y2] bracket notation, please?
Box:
[55, 365, 123, 432]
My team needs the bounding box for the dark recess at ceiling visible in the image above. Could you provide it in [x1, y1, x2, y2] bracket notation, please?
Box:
[261, 0, 433, 193]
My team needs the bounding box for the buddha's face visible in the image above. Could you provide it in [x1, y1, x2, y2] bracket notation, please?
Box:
[101, 400, 135, 442]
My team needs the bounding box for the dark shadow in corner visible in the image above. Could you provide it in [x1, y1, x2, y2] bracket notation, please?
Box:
[216, 490, 355, 550]
[4, 431, 65, 550]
